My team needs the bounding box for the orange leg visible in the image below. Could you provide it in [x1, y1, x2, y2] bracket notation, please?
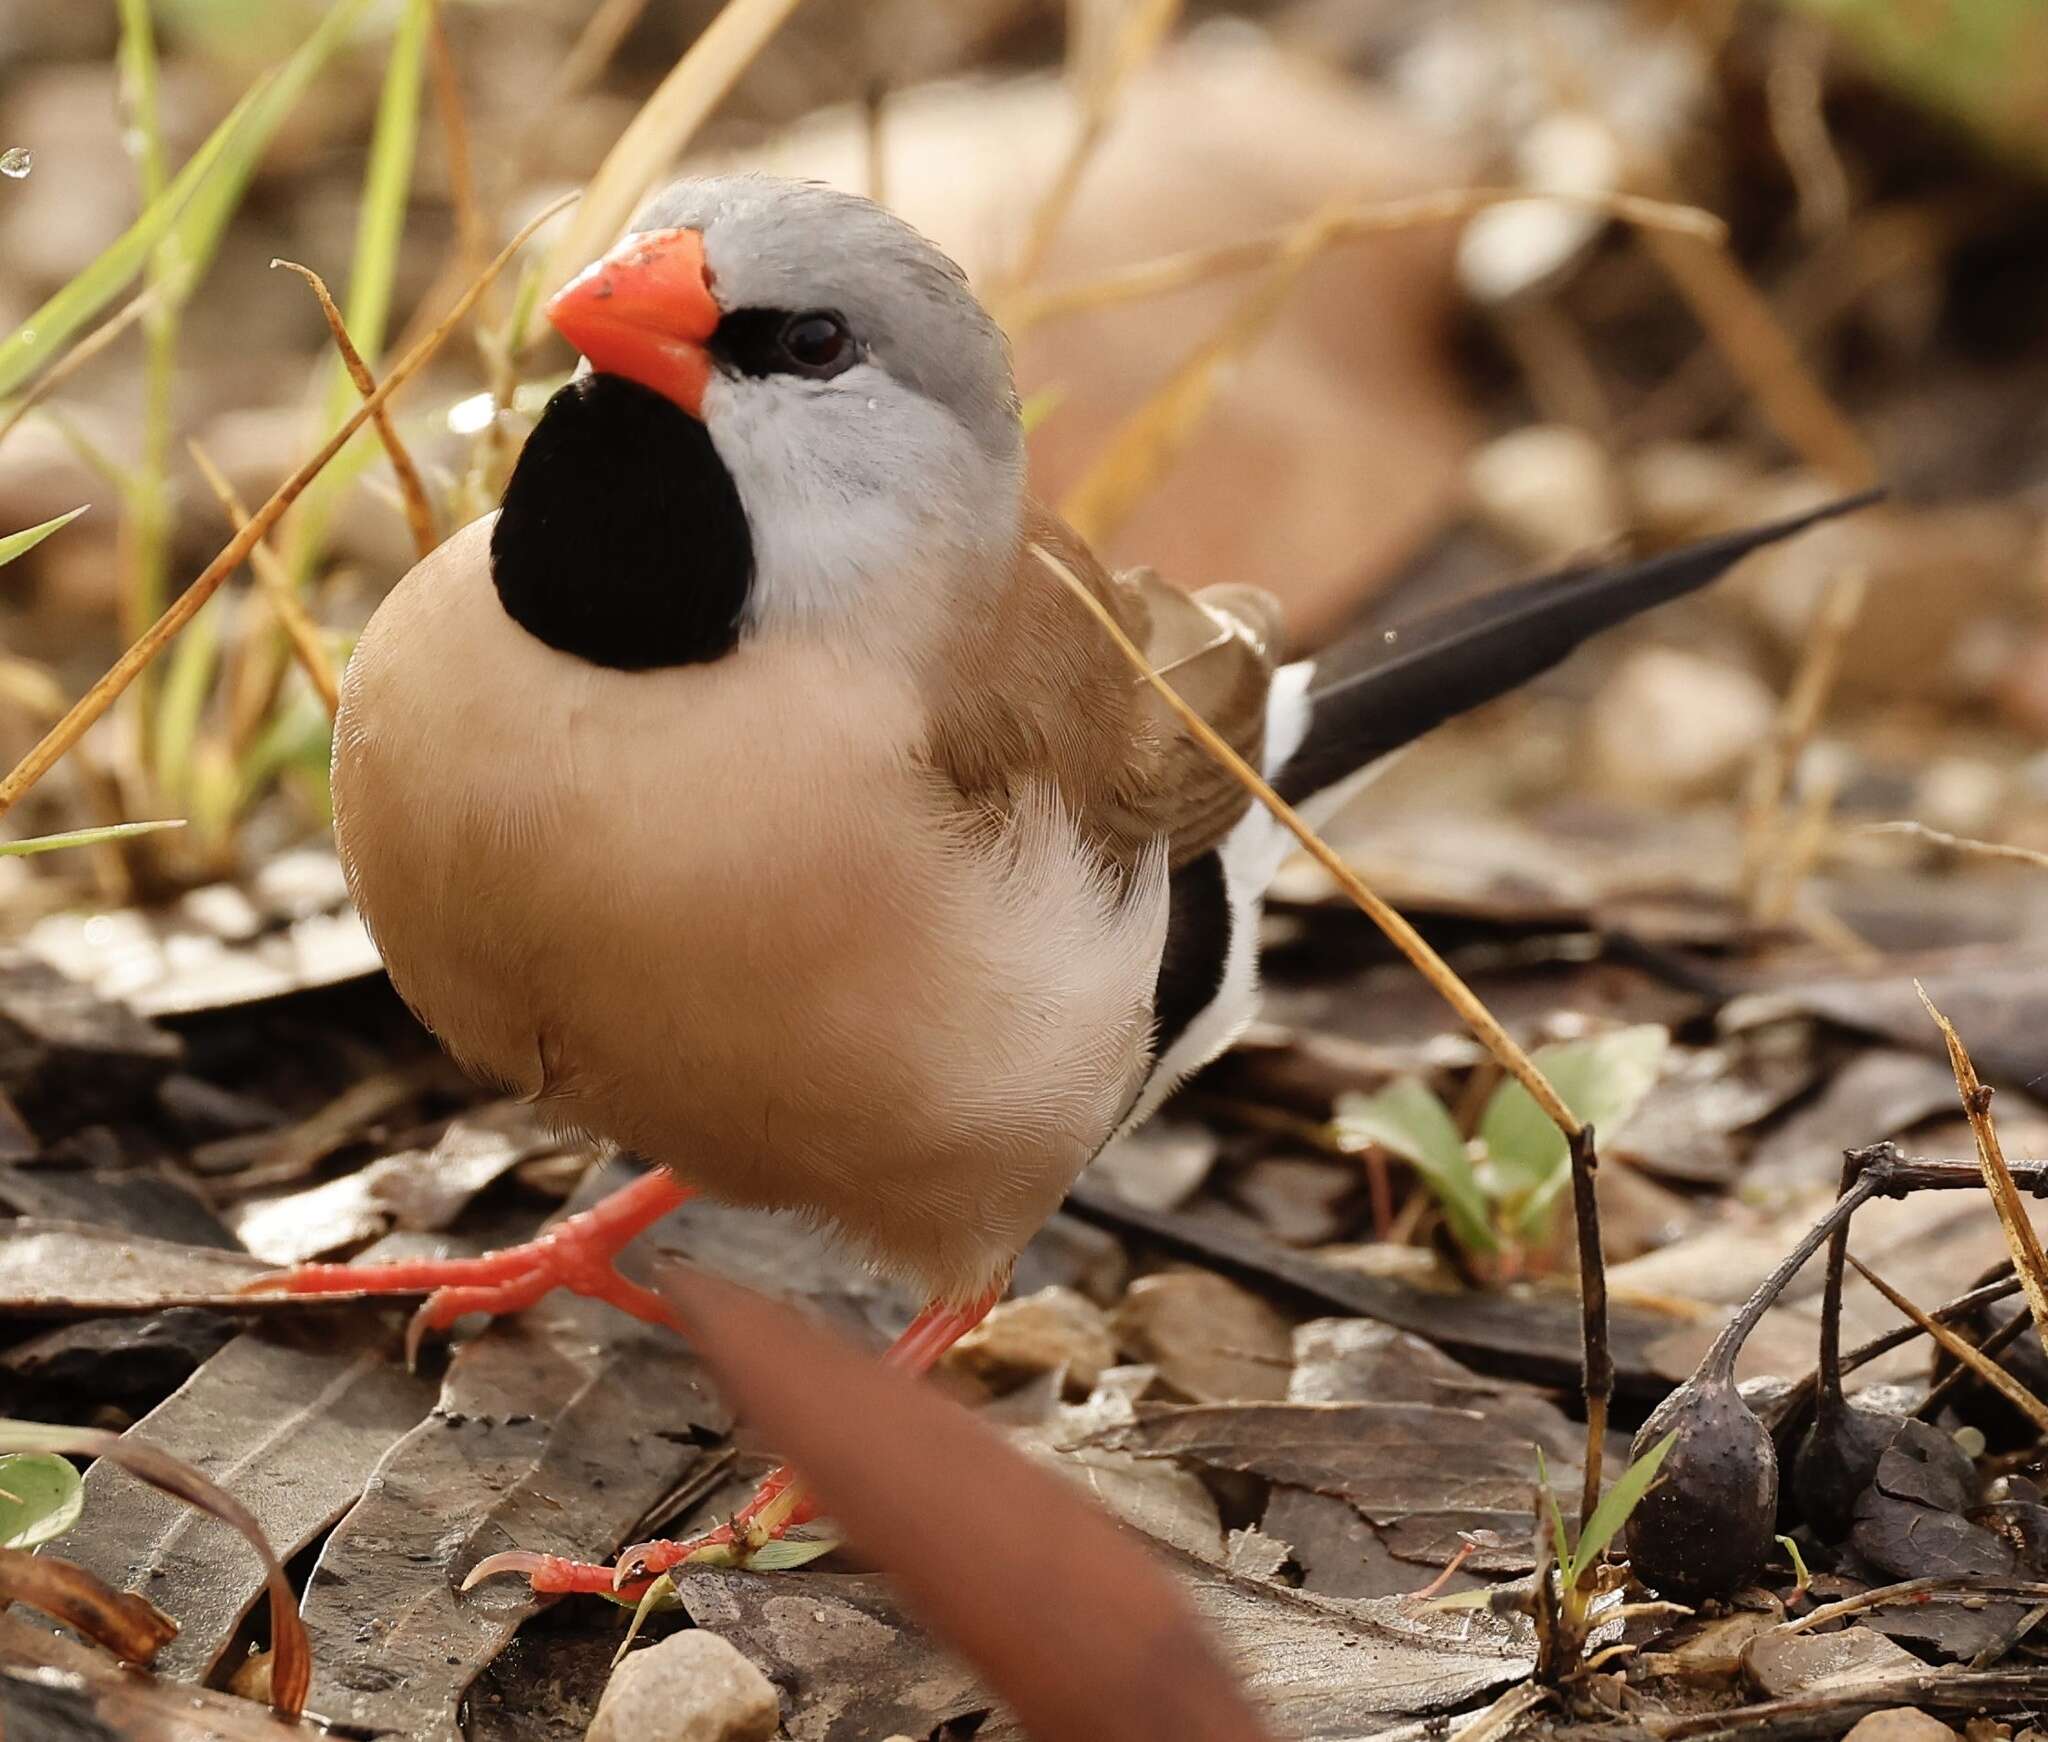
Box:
[241, 1169, 693, 1359]
[466, 1286, 1003, 1599]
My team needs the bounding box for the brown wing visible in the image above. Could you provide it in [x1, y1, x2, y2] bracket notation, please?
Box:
[924, 501, 1281, 870]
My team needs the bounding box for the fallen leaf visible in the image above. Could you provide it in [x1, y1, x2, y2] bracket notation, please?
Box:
[227, 1105, 568, 1264]
[1064, 1176, 1690, 1396]
[0, 1610, 303, 1740]
[1113, 1271, 1295, 1403]
[51, 1315, 433, 1686]
[0, 1307, 239, 1420]
[0, 955, 180, 1133]
[0, 1544, 176, 1664]
[0, 1419, 310, 1716]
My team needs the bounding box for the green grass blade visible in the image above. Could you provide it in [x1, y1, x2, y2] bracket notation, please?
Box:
[286, 0, 432, 582]
[159, 0, 378, 309]
[1570, 1429, 1676, 1581]
[334, 0, 432, 388]
[0, 819, 186, 858]
[0, 507, 87, 569]
[139, 0, 374, 776]
[0, 77, 267, 402]
[120, 0, 176, 717]
[115, 0, 168, 203]
[0, 0, 373, 404]
[152, 592, 227, 800]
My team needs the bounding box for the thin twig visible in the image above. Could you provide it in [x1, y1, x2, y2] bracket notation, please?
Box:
[1858, 820, 2048, 872]
[1059, 196, 1351, 547]
[1741, 567, 1866, 915]
[186, 441, 341, 716]
[530, 0, 654, 168]
[0, 194, 575, 824]
[1848, 1253, 2048, 1435]
[1781, 1576, 2048, 1637]
[1764, 16, 1851, 239]
[1000, 187, 1727, 334]
[995, 0, 1181, 299]
[271, 259, 436, 561]
[1630, 165, 1879, 491]
[1570, 1124, 1610, 1550]
[1029, 543, 1583, 1142]
[427, 1, 488, 284]
[0, 287, 157, 455]
[1756, 758, 1842, 927]
[1811, 1150, 1858, 1436]
[1449, 1680, 1549, 1742]
[1917, 985, 2048, 1356]
[861, 79, 888, 209]
[1917, 1301, 2030, 1422]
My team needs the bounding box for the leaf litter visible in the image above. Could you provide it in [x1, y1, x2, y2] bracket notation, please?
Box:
[7, 2, 2048, 1738]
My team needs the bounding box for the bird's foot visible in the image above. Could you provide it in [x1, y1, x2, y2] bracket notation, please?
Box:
[239, 1168, 693, 1361]
[458, 1284, 1002, 1600]
[465, 1465, 819, 1600]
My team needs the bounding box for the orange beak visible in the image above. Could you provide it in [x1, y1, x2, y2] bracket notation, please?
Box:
[545, 228, 719, 418]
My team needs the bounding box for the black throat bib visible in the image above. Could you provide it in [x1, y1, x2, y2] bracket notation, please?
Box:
[490, 373, 754, 670]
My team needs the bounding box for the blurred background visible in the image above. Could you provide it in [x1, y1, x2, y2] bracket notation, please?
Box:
[0, 0, 2044, 949]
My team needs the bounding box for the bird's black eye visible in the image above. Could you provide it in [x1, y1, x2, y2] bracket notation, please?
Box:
[777, 310, 853, 377]
[708, 308, 861, 382]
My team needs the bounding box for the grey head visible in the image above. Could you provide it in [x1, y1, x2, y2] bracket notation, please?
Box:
[634, 175, 1027, 657]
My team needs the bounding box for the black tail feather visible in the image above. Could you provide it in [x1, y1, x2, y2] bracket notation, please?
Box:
[1271, 490, 1883, 806]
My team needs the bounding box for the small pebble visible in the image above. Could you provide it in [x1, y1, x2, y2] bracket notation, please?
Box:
[1842, 1710, 1962, 1742]
[587, 1630, 778, 1742]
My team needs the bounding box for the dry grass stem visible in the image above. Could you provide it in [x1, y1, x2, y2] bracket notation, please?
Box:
[428, 3, 488, 283]
[1765, 17, 1852, 237]
[1031, 539, 1582, 1141]
[524, 0, 811, 348]
[1785, 1576, 2048, 1637]
[1741, 566, 1867, 914]
[1917, 983, 2048, 1355]
[186, 441, 341, 716]
[1449, 1681, 1550, 1742]
[0, 286, 156, 455]
[997, 0, 1181, 298]
[1001, 187, 1726, 334]
[862, 80, 889, 208]
[1859, 820, 2048, 872]
[0, 192, 574, 824]
[539, 0, 656, 145]
[1059, 197, 1350, 547]
[1632, 180, 1879, 489]
[1756, 759, 1841, 926]
[271, 259, 437, 561]
[1848, 1253, 2048, 1435]
[1791, 899, 1882, 970]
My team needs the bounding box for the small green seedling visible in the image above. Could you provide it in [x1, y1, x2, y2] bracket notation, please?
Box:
[1434, 1431, 1677, 1635]
[1333, 1024, 1669, 1261]
[0, 1451, 83, 1549]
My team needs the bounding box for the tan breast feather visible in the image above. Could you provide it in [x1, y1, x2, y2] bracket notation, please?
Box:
[925, 502, 1282, 871]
